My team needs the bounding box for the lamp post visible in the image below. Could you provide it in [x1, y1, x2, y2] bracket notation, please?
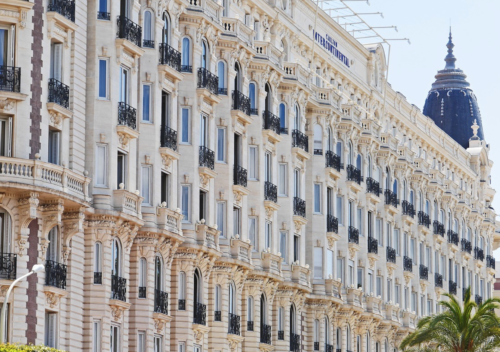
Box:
[0, 264, 44, 343]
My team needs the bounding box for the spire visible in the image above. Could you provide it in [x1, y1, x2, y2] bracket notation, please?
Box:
[444, 27, 456, 69]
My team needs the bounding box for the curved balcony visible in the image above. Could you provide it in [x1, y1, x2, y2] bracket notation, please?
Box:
[366, 177, 380, 197]
[260, 324, 271, 344]
[419, 264, 428, 280]
[193, 302, 207, 325]
[347, 165, 362, 185]
[292, 129, 309, 153]
[447, 230, 459, 246]
[386, 247, 396, 263]
[154, 289, 169, 315]
[264, 181, 277, 203]
[117, 15, 142, 47]
[461, 239, 472, 254]
[433, 221, 445, 237]
[111, 274, 127, 302]
[327, 214, 338, 233]
[293, 197, 306, 218]
[368, 237, 378, 254]
[325, 151, 342, 172]
[402, 200, 415, 218]
[435, 273, 443, 288]
[418, 211, 430, 228]
[403, 256, 413, 272]
[228, 313, 240, 335]
[348, 226, 359, 245]
[45, 260, 67, 289]
[197, 67, 218, 96]
[384, 189, 398, 208]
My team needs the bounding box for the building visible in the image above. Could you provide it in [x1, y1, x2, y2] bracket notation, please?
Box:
[0, 0, 497, 351]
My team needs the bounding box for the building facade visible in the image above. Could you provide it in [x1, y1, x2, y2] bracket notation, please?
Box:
[0, 0, 498, 351]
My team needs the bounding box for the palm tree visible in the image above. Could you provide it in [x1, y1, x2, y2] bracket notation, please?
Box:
[400, 287, 500, 352]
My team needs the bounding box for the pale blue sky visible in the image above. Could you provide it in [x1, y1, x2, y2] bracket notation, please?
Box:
[344, 0, 500, 257]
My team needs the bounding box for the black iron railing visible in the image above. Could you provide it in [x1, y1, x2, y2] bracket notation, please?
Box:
[293, 197, 306, 218]
[232, 90, 250, 116]
[97, 11, 110, 20]
[218, 88, 228, 95]
[118, 102, 137, 129]
[384, 189, 398, 208]
[93, 271, 102, 284]
[292, 129, 309, 152]
[347, 165, 362, 185]
[45, 260, 67, 289]
[181, 65, 192, 73]
[260, 324, 271, 344]
[214, 311, 221, 321]
[419, 265, 428, 280]
[366, 177, 380, 197]
[197, 67, 218, 95]
[418, 211, 430, 228]
[474, 247, 484, 261]
[233, 165, 248, 187]
[325, 151, 342, 172]
[48, 78, 70, 109]
[278, 330, 284, 340]
[247, 321, 254, 331]
[143, 39, 155, 48]
[461, 239, 472, 254]
[160, 125, 177, 151]
[193, 302, 207, 325]
[314, 342, 320, 351]
[433, 221, 445, 237]
[337, 349, 342, 352]
[314, 149, 323, 155]
[325, 344, 334, 352]
[228, 313, 240, 335]
[199, 146, 215, 170]
[387, 247, 396, 263]
[154, 289, 169, 315]
[138, 286, 146, 298]
[159, 43, 181, 71]
[348, 226, 359, 245]
[48, 0, 75, 22]
[0, 66, 21, 93]
[250, 108, 258, 115]
[327, 214, 338, 233]
[403, 256, 413, 272]
[475, 294, 483, 306]
[111, 274, 127, 301]
[178, 299, 186, 310]
[0, 253, 16, 280]
[435, 273, 443, 288]
[263, 110, 281, 135]
[402, 201, 415, 218]
[280, 127, 288, 135]
[368, 237, 378, 254]
[290, 333, 300, 352]
[264, 181, 277, 203]
[486, 255, 495, 269]
[447, 230, 459, 246]
[117, 15, 142, 47]
[449, 281, 457, 295]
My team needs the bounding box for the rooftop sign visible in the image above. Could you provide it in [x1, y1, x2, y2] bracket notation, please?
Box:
[313, 30, 350, 68]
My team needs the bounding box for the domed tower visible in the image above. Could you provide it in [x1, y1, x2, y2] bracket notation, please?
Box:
[423, 31, 485, 148]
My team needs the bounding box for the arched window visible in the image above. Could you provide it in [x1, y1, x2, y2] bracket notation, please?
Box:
[402, 179, 407, 201]
[94, 242, 102, 281]
[194, 268, 202, 304]
[247, 296, 254, 327]
[327, 127, 333, 152]
[217, 61, 226, 95]
[467, 228, 471, 241]
[425, 199, 430, 215]
[367, 155, 372, 178]
[111, 238, 122, 276]
[357, 335, 361, 352]
[143, 10, 154, 48]
[324, 317, 330, 344]
[385, 167, 390, 189]
[278, 306, 284, 337]
[155, 255, 163, 291]
[215, 284, 222, 319]
[228, 281, 236, 314]
[234, 62, 242, 91]
[356, 154, 362, 170]
[290, 304, 296, 334]
[201, 39, 208, 69]
[265, 83, 272, 112]
[440, 209, 444, 224]
[249, 82, 257, 114]
[294, 104, 300, 131]
[336, 141, 343, 162]
[384, 339, 389, 352]
[314, 124, 322, 153]
[346, 325, 351, 351]
[279, 103, 286, 133]
[162, 12, 170, 44]
[260, 294, 267, 327]
[181, 37, 191, 71]
[392, 179, 398, 197]
[409, 189, 414, 206]
[47, 227, 60, 262]
[348, 142, 353, 165]
[178, 272, 186, 310]
[139, 257, 147, 297]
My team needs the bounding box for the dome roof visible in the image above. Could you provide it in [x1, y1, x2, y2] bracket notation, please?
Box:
[423, 31, 485, 149]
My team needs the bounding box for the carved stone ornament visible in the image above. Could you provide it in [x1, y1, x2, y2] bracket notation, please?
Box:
[348, 246, 357, 259]
[0, 98, 14, 111]
[45, 291, 61, 308]
[110, 305, 124, 321]
[154, 317, 166, 333]
[200, 174, 210, 189]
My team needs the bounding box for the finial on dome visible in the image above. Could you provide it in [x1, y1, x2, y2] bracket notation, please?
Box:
[471, 119, 480, 138]
[444, 27, 456, 70]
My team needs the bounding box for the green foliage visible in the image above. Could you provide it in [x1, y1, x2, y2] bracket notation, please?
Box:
[0, 344, 66, 352]
[400, 287, 500, 352]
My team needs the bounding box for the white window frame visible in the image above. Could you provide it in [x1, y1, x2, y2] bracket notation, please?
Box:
[248, 217, 257, 251]
[95, 144, 108, 188]
[279, 231, 287, 264]
[181, 185, 190, 222]
[98, 58, 109, 99]
[278, 163, 287, 196]
[265, 221, 272, 250]
[249, 146, 258, 180]
[141, 165, 152, 206]
[216, 127, 226, 163]
[45, 312, 58, 348]
[110, 325, 120, 352]
[138, 331, 146, 352]
[314, 183, 321, 214]
[314, 247, 323, 279]
[180, 107, 190, 144]
[93, 320, 101, 352]
[216, 201, 226, 237]
[142, 84, 152, 122]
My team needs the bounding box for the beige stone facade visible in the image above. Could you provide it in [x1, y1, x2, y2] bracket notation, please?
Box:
[0, 0, 498, 351]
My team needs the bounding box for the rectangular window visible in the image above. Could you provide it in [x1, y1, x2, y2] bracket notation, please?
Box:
[368, 270, 373, 294]
[367, 211, 372, 237]
[178, 343, 186, 352]
[326, 249, 333, 278]
[194, 345, 201, 352]
[314, 247, 323, 278]
[181, 185, 190, 222]
[110, 325, 120, 352]
[154, 336, 162, 352]
[280, 232, 287, 263]
[141, 166, 152, 205]
[181, 108, 190, 143]
[278, 163, 287, 196]
[50, 42, 63, 81]
[98, 59, 108, 99]
[314, 184, 321, 213]
[249, 217, 257, 250]
[0, 117, 12, 157]
[95, 144, 107, 187]
[161, 172, 169, 205]
[348, 260, 354, 286]
[427, 300, 432, 316]
[357, 208, 363, 235]
[395, 285, 400, 305]
[217, 128, 226, 162]
[48, 129, 61, 165]
[376, 218, 382, 245]
[337, 258, 343, 282]
[138, 331, 146, 352]
[376, 276, 382, 298]
[93, 320, 101, 352]
[233, 207, 241, 237]
[199, 191, 207, 223]
[216, 202, 225, 237]
[142, 84, 151, 122]
[394, 229, 400, 255]
[119, 66, 129, 103]
[293, 234, 299, 262]
[45, 312, 57, 348]
[336, 196, 343, 225]
[249, 146, 258, 180]
[161, 91, 170, 127]
[411, 293, 417, 314]
[98, 0, 108, 15]
[117, 152, 126, 189]
[264, 153, 271, 182]
[265, 221, 272, 250]
[357, 268, 363, 289]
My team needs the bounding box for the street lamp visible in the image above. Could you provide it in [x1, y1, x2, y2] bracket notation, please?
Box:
[0, 264, 44, 343]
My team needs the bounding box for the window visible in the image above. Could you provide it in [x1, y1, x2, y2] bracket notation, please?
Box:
[367, 270, 373, 294]
[110, 326, 120, 352]
[348, 260, 354, 285]
[376, 276, 382, 297]
[357, 208, 363, 235]
[201, 40, 208, 69]
[215, 285, 222, 317]
[199, 191, 207, 222]
[265, 221, 272, 250]
[264, 152, 272, 182]
[336, 196, 343, 225]
[293, 169, 300, 198]
[139, 257, 147, 297]
[111, 238, 122, 276]
[314, 247, 323, 278]
[160, 172, 169, 206]
[247, 296, 254, 326]
[45, 312, 57, 348]
[249, 146, 258, 180]
[279, 103, 286, 133]
[278, 163, 287, 196]
[178, 343, 185, 352]
[217, 61, 226, 94]
[279, 232, 287, 263]
[314, 184, 321, 213]
[393, 229, 400, 255]
[50, 42, 63, 81]
[249, 82, 257, 114]
[94, 242, 102, 281]
[293, 234, 299, 262]
[217, 128, 226, 162]
[142, 84, 151, 122]
[154, 336, 162, 352]
[181, 185, 190, 222]
[143, 10, 154, 47]
[95, 144, 107, 187]
[387, 279, 392, 301]
[357, 268, 363, 289]
[233, 207, 241, 236]
[314, 320, 319, 344]
[46, 227, 60, 262]
[326, 249, 333, 278]
[48, 129, 61, 165]
[216, 202, 225, 237]
[93, 320, 101, 352]
[376, 218, 382, 245]
[98, 0, 108, 18]
[395, 284, 400, 305]
[222, 0, 229, 16]
[138, 331, 146, 352]
[314, 124, 322, 152]
[181, 38, 190, 70]
[278, 307, 284, 336]
[119, 66, 129, 103]
[254, 21, 260, 40]
[117, 152, 126, 188]
[98, 59, 108, 99]
[337, 258, 343, 282]
[181, 108, 190, 143]
[141, 166, 152, 205]
[249, 217, 257, 250]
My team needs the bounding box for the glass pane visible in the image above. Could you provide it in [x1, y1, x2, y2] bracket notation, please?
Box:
[142, 85, 150, 121]
[181, 109, 189, 142]
[99, 60, 107, 98]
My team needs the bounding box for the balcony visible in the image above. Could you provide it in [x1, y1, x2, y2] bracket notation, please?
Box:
[403, 256, 412, 272]
[348, 226, 359, 245]
[214, 311, 221, 322]
[314, 149, 322, 155]
[160, 125, 177, 151]
[262, 110, 281, 143]
[193, 302, 207, 325]
[346, 164, 362, 185]
[278, 330, 284, 340]
[366, 177, 380, 197]
[433, 221, 445, 238]
[314, 342, 319, 351]
[293, 197, 306, 218]
[447, 230, 459, 246]
[290, 333, 300, 352]
[0, 253, 16, 280]
[233, 165, 247, 188]
[138, 286, 146, 298]
[97, 11, 110, 20]
[325, 151, 342, 173]
[449, 281, 457, 295]
[368, 237, 378, 254]
[178, 299, 186, 310]
[418, 211, 430, 228]
[384, 189, 398, 208]
[260, 324, 271, 345]
[228, 313, 240, 335]
[142, 39, 154, 48]
[159, 43, 181, 72]
[474, 247, 484, 261]
[48, 78, 70, 110]
[326, 215, 338, 233]
[419, 264, 428, 280]
[435, 273, 443, 288]
[402, 200, 415, 218]
[93, 272, 102, 284]
[461, 239, 472, 254]
[0, 66, 21, 93]
[197, 67, 218, 96]
[199, 146, 215, 170]
[45, 260, 67, 289]
[232, 90, 250, 116]
[325, 345, 334, 352]
[154, 289, 168, 315]
[181, 65, 192, 73]
[117, 102, 137, 129]
[117, 15, 142, 47]
[48, 0, 75, 22]
[292, 129, 309, 153]
[111, 274, 127, 302]
[387, 247, 396, 263]
[264, 181, 278, 203]
[475, 294, 482, 306]
[486, 255, 495, 269]
[247, 321, 254, 331]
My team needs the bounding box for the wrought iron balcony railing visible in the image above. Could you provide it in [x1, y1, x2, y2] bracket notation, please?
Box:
[419, 264, 428, 280]
[347, 164, 363, 184]
[433, 221, 445, 237]
[403, 256, 413, 272]
[435, 273, 443, 288]
[247, 321, 254, 331]
[160, 125, 177, 151]
[325, 151, 342, 172]
[181, 65, 192, 73]
[292, 129, 309, 152]
[193, 302, 207, 325]
[290, 333, 300, 352]
[486, 255, 495, 269]
[214, 310, 221, 321]
[262, 110, 280, 135]
[366, 177, 380, 197]
[111, 274, 127, 302]
[97, 11, 110, 20]
[45, 260, 67, 289]
[260, 324, 271, 344]
[325, 344, 334, 352]
[278, 330, 284, 340]
[387, 247, 396, 263]
[218, 88, 228, 95]
[264, 181, 278, 203]
[314, 149, 322, 155]
[402, 200, 415, 218]
[233, 165, 248, 187]
[118, 102, 137, 129]
[250, 107, 258, 115]
[368, 236, 378, 254]
[117, 16, 142, 47]
[327, 214, 338, 233]
[48, 78, 70, 109]
[228, 313, 240, 335]
[143, 39, 154, 48]
[93, 271, 102, 284]
[0, 66, 21, 93]
[475, 294, 483, 306]
[159, 43, 181, 71]
[178, 299, 186, 310]
[384, 189, 398, 208]
[474, 247, 484, 261]
[48, 0, 75, 22]
[280, 127, 288, 134]
[447, 230, 459, 246]
[418, 211, 430, 228]
[293, 197, 306, 218]
[0, 253, 16, 280]
[232, 90, 250, 116]
[199, 146, 215, 170]
[449, 281, 457, 295]
[461, 239, 472, 254]
[138, 286, 146, 298]
[348, 226, 359, 245]
[197, 67, 218, 95]
[314, 342, 320, 351]
[154, 289, 168, 315]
